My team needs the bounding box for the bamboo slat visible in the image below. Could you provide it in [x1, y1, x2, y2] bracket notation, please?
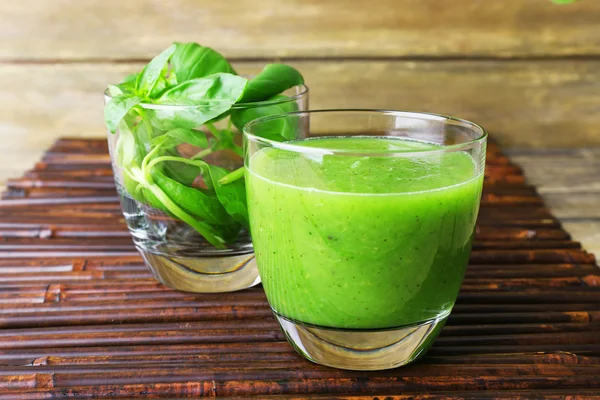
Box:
[0, 137, 598, 398]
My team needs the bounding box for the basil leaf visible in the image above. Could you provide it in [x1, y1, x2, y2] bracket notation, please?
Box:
[149, 129, 210, 185]
[109, 74, 137, 96]
[150, 73, 247, 130]
[135, 44, 176, 97]
[162, 150, 201, 186]
[152, 128, 209, 149]
[115, 120, 166, 212]
[142, 182, 227, 248]
[171, 42, 237, 83]
[107, 84, 124, 97]
[230, 95, 300, 141]
[202, 163, 248, 228]
[159, 73, 247, 104]
[104, 95, 142, 134]
[238, 64, 304, 103]
[157, 157, 248, 227]
[152, 170, 235, 228]
[213, 128, 243, 157]
[121, 73, 138, 84]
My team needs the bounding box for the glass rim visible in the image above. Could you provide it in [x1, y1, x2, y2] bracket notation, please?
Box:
[103, 83, 309, 110]
[244, 109, 488, 156]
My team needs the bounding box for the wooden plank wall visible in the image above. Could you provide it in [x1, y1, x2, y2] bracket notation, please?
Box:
[507, 147, 600, 260]
[1, 0, 600, 186]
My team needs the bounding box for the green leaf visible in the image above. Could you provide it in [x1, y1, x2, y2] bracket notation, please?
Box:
[171, 42, 237, 83]
[144, 135, 201, 186]
[104, 95, 142, 134]
[151, 170, 236, 228]
[230, 94, 300, 141]
[238, 64, 304, 104]
[213, 128, 243, 157]
[109, 74, 138, 96]
[142, 182, 227, 248]
[203, 163, 249, 228]
[107, 84, 124, 97]
[152, 128, 209, 149]
[148, 128, 210, 185]
[147, 156, 248, 228]
[150, 73, 248, 130]
[162, 151, 201, 186]
[159, 73, 247, 104]
[121, 73, 138, 84]
[135, 44, 176, 97]
[114, 119, 167, 212]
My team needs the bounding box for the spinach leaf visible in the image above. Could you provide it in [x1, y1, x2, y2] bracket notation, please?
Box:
[150, 73, 248, 130]
[171, 42, 237, 83]
[104, 95, 142, 134]
[238, 64, 304, 103]
[135, 44, 176, 97]
[230, 94, 300, 141]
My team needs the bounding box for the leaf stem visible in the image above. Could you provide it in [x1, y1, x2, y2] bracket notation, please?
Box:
[141, 142, 165, 180]
[218, 166, 245, 185]
[205, 122, 222, 140]
[143, 183, 226, 249]
[146, 155, 206, 173]
[192, 147, 214, 160]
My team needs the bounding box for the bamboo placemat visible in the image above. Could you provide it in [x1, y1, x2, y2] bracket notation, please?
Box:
[0, 138, 599, 399]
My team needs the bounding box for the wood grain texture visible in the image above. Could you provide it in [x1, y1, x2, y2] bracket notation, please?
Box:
[1, 0, 599, 60]
[508, 147, 600, 260]
[2, 59, 600, 189]
[509, 148, 600, 194]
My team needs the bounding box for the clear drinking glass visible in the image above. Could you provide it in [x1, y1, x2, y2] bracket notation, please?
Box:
[105, 85, 308, 293]
[245, 110, 487, 370]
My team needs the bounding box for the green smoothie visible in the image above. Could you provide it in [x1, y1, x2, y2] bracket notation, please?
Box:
[247, 136, 483, 329]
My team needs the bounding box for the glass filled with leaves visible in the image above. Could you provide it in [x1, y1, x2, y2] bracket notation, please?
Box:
[104, 42, 308, 292]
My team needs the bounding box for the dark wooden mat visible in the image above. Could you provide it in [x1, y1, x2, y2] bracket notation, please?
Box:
[1, 138, 599, 399]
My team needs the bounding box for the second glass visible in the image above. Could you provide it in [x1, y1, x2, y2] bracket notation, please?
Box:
[245, 110, 487, 370]
[106, 84, 308, 293]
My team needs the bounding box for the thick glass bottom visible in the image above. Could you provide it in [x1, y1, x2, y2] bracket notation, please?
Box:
[116, 185, 260, 293]
[138, 246, 261, 293]
[274, 311, 448, 370]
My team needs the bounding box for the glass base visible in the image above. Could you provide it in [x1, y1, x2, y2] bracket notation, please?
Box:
[138, 246, 261, 293]
[274, 312, 448, 370]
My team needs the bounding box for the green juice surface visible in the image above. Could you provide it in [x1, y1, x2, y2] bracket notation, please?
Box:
[247, 137, 484, 329]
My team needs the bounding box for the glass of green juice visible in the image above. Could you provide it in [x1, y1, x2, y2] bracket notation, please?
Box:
[244, 110, 487, 370]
